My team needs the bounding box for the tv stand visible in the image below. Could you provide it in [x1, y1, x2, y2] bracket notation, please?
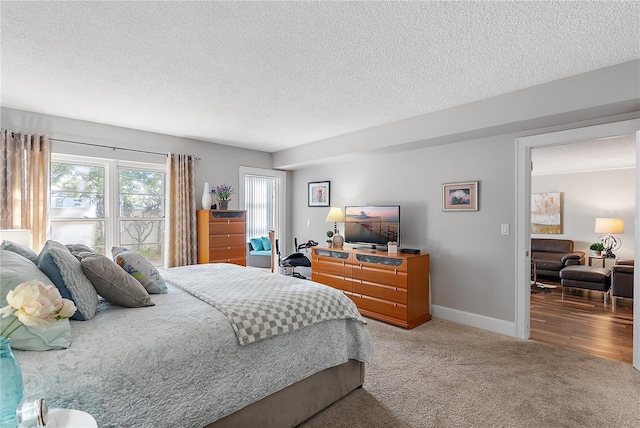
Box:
[311, 247, 430, 329]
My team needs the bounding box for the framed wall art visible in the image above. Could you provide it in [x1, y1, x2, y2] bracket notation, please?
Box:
[442, 181, 478, 211]
[308, 181, 330, 207]
[531, 192, 562, 234]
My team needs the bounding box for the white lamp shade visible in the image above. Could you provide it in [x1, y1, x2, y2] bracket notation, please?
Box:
[325, 207, 344, 223]
[594, 218, 624, 234]
[0, 229, 32, 248]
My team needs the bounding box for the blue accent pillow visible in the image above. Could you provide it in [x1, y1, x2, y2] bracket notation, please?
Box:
[37, 240, 98, 321]
[0, 250, 72, 351]
[250, 238, 264, 251]
[1, 240, 38, 263]
[261, 237, 272, 252]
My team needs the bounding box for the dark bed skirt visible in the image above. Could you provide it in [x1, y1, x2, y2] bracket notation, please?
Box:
[207, 359, 365, 428]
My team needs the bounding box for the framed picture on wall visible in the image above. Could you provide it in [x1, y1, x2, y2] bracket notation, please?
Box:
[442, 181, 479, 211]
[308, 181, 330, 207]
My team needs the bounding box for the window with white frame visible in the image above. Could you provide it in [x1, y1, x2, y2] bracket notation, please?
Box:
[51, 154, 166, 265]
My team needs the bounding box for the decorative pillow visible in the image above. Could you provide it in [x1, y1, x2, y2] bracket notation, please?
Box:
[261, 236, 272, 252]
[37, 240, 98, 321]
[250, 238, 264, 251]
[0, 250, 72, 351]
[65, 243, 97, 255]
[80, 253, 154, 308]
[1, 240, 38, 263]
[111, 247, 167, 294]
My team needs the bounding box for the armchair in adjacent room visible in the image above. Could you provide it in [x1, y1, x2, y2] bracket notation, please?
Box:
[610, 260, 634, 307]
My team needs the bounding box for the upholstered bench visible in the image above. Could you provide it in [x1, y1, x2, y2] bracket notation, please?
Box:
[559, 266, 611, 300]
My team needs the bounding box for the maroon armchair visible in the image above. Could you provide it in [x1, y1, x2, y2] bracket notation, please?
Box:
[611, 260, 634, 306]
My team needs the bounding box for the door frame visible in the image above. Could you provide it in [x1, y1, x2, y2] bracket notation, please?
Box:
[515, 118, 640, 370]
[238, 166, 287, 259]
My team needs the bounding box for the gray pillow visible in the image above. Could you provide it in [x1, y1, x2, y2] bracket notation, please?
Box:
[80, 253, 154, 308]
[37, 240, 98, 321]
[0, 250, 72, 351]
[1, 240, 38, 263]
[112, 246, 167, 294]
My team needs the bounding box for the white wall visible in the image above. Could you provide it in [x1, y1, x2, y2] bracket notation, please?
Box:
[1, 107, 273, 211]
[532, 168, 636, 261]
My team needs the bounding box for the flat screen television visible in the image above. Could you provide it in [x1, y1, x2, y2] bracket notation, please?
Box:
[344, 205, 400, 249]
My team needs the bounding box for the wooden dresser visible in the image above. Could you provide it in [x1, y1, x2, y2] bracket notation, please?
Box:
[311, 247, 430, 328]
[197, 210, 246, 266]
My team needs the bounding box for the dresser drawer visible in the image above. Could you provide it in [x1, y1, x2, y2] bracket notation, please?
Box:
[352, 279, 407, 304]
[209, 246, 245, 262]
[209, 234, 245, 248]
[209, 222, 246, 235]
[312, 259, 352, 277]
[352, 265, 408, 288]
[312, 271, 352, 293]
[351, 293, 407, 321]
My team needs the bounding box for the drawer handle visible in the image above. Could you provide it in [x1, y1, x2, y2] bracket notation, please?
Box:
[394, 287, 398, 291]
[342, 261, 345, 267]
[394, 269, 398, 275]
[227, 219, 230, 225]
[394, 303, 398, 307]
[360, 264, 363, 269]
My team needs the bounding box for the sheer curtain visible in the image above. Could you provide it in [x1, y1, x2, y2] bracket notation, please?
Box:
[165, 153, 197, 267]
[0, 129, 50, 251]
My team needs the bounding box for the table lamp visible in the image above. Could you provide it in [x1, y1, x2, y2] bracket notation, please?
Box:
[594, 217, 624, 258]
[326, 207, 344, 248]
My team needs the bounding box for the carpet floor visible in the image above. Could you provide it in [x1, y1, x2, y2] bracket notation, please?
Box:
[299, 318, 640, 428]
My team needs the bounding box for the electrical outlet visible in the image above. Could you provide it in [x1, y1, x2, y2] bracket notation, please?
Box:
[307, 220, 311, 227]
[501, 224, 509, 235]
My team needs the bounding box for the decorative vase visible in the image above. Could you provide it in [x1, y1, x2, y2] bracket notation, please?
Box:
[218, 199, 230, 210]
[201, 182, 212, 210]
[0, 339, 23, 428]
[332, 230, 344, 248]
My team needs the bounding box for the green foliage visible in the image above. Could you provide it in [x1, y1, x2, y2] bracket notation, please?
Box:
[589, 242, 604, 251]
[326, 230, 334, 238]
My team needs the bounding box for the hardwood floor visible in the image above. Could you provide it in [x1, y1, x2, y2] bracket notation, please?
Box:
[530, 278, 634, 364]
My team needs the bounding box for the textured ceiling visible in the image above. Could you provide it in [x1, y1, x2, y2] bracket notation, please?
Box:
[532, 134, 637, 176]
[1, 1, 639, 153]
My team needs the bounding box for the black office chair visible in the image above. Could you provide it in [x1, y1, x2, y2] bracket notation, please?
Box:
[276, 238, 318, 279]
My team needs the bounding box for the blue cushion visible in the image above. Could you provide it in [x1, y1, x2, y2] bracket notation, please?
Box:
[250, 238, 264, 252]
[250, 250, 272, 256]
[1, 240, 38, 263]
[37, 240, 98, 321]
[0, 250, 72, 351]
[261, 237, 272, 252]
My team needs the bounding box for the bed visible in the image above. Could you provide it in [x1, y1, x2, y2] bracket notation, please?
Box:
[15, 263, 374, 427]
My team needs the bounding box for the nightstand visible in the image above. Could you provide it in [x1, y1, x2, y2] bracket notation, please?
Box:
[588, 255, 605, 267]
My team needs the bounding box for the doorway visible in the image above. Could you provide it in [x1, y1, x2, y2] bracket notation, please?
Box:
[515, 118, 640, 371]
[239, 166, 287, 266]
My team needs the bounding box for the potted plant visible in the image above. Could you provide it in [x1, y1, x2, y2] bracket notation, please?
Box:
[326, 230, 334, 248]
[589, 242, 604, 256]
[211, 184, 236, 210]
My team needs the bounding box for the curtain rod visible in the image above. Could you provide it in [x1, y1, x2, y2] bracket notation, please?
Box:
[50, 137, 201, 160]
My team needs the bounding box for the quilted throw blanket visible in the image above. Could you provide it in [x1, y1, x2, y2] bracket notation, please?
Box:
[161, 263, 366, 345]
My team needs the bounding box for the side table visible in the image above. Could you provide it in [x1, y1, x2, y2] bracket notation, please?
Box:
[587, 255, 605, 267]
[48, 408, 97, 428]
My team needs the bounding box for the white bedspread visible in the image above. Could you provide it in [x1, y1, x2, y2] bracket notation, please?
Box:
[15, 266, 374, 428]
[162, 263, 366, 345]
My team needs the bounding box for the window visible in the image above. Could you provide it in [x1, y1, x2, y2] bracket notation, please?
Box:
[244, 175, 276, 240]
[51, 154, 165, 265]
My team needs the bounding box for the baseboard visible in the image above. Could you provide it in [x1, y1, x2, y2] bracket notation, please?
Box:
[431, 305, 516, 337]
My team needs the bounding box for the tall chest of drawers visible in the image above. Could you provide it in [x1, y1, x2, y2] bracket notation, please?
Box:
[311, 247, 430, 329]
[197, 210, 247, 266]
